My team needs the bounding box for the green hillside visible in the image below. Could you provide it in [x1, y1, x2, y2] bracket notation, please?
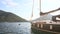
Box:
[0, 10, 27, 22]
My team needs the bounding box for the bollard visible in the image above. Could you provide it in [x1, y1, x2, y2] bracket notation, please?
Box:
[50, 25, 53, 30]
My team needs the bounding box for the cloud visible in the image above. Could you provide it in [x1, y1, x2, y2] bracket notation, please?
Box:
[1, 0, 19, 7]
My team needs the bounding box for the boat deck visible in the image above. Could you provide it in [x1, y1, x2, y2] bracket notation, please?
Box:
[31, 23, 60, 34]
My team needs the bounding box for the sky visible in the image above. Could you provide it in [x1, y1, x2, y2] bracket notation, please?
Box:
[41, 0, 60, 15]
[0, 0, 60, 20]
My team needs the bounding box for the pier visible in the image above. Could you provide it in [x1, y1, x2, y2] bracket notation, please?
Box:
[31, 22, 60, 34]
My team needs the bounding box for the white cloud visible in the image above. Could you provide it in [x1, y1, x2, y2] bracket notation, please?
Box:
[0, 0, 40, 20]
[1, 0, 19, 7]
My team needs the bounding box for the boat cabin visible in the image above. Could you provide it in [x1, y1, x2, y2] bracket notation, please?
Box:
[52, 15, 60, 22]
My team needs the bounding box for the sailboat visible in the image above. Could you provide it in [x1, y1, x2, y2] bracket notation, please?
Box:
[31, 0, 60, 34]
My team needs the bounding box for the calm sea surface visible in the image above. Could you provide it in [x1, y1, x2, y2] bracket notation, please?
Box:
[0, 22, 54, 34]
[0, 22, 33, 34]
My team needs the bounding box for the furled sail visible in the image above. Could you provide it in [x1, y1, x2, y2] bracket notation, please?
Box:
[40, 8, 60, 16]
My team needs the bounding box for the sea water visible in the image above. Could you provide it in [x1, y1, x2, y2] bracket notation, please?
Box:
[0, 22, 32, 34]
[0, 22, 54, 34]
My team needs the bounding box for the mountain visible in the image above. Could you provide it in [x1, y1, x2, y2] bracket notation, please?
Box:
[33, 14, 52, 21]
[0, 10, 27, 22]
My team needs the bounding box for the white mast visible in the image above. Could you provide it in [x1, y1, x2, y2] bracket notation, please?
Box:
[39, 0, 41, 16]
[30, 0, 34, 22]
[39, 0, 41, 12]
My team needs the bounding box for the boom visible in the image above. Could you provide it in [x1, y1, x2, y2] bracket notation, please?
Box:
[40, 8, 60, 16]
